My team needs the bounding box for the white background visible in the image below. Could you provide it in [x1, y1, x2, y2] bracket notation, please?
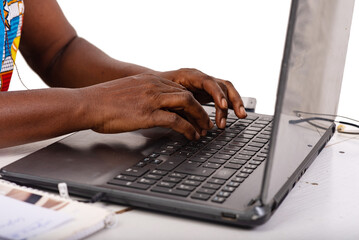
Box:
[9, 0, 359, 119]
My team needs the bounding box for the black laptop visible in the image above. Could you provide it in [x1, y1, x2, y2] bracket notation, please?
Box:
[0, 0, 354, 227]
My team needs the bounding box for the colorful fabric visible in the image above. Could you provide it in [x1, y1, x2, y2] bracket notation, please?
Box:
[0, 0, 24, 92]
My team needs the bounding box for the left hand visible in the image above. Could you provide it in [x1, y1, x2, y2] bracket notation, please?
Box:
[157, 68, 247, 129]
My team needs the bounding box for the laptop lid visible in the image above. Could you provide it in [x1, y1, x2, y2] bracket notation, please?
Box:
[261, 0, 355, 205]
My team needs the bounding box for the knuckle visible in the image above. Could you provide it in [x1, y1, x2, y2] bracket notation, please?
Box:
[183, 91, 195, 103]
[179, 67, 201, 76]
[167, 113, 180, 125]
[223, 80, 234, 87]
[142, 73, 160, 79]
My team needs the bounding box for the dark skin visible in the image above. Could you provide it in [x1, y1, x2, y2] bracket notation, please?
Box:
[0, 0, 246, 148]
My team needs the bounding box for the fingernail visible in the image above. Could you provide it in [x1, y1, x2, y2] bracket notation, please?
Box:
[201, 130, 207, 136]
[220, 118, 226, 128]
[195, 132, 200, 140]
[221, 98, 228, 109]
[240, 106, 247, 117]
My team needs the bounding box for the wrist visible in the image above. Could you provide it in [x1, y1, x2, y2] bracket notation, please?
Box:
[72, 87, 97, 131]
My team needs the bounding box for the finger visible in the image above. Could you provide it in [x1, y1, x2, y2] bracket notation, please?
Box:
[215, 103, 228, 129]
[158, 92, 213, 130]
[172, 110, 203, 135]
[198, 78, 229, 128]
[213, 81, 230, 128]
[201, 77, 229, 110]
[222, 80, 247, 118]
[185, 113, 208, 136]
[187, 77, 229, 128]
[151, 110, 200, 140]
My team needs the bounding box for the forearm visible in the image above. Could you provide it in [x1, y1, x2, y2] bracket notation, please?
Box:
[0, 89, 90, 148]
[40, 37, 155, 88]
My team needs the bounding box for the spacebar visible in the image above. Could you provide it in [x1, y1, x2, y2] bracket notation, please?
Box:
[175, 166, 215, 177]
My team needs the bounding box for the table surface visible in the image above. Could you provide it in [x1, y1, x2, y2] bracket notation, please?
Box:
[1, 132, 359, 239]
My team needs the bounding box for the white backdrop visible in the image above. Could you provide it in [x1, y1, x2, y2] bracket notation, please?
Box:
[9, 0, 359, 119]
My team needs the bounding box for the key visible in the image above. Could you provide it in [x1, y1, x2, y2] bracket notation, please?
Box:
[241, 168, 253, 174]
[169, 173, 187, 179]
[242, 130, 258, 135]
[237, 119, 253, 123]
[212, 196, 226, 203]
[233, 138, 250, 143]
[237, 172, 249, 178]
[219, 149, 237, 156]
[224, 163, 242, 170]
[108, 179, 150, 190]
[202, 183, 221, 190]
[122, 167, 149, 177]
[157, 181, 176, 188]
[177, 184, 196, 191]
[214, 154, 232, 160]
[156, 156, 187, 171]
[190, 155, 209, 163]
[212, 168, 236, 180]
[187, 175, 206, 181]
[244, 146, 260, 152]
[207, 178, 226, 185]
[162, 177, 182, 183]
[138, 178, 157, 185]
[253, 156, 266, 162]
[244, 115, 258, 121]
[175, 167, 215, 177]
[208, 158, 226, 164]
[115, 174, 137, 182]
[256, 120, 270, 125]
[246, 164, 257, 169]
[238, 150, 256, 156]
[144, 174, 162, 180]
[237, 134, 254, 139]
[151, 186, 190, 197]
[135, 161, 146, 168]
[232, 177, 245, 183]
[196, 188, 216, 195]
[248, 142, 265, 148]
[191, 193, 211, 201]
[247, 127, 261, 132]
[207, 144, 223, 150]
[230, 159, 247, 165]
[227, 181, 240, 187]
[182, 180, 201, 186]
[234, 154, 252, 160]
[202, 162, 221, 169]
[253, 138, 268, 143]
[150, 170, 168, 176]
[224, 145, 241, 151]
[217, 191, 231, 198]
[248, 160, 262, 165]
[222, 186, 235, 192]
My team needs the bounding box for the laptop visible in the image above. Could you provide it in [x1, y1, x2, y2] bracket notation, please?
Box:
[0, 0, 354, 227]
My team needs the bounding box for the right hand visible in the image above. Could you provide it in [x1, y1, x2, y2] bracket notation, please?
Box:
[80, 74, 214, 140]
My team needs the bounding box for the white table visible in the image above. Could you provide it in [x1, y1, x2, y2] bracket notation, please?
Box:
[1, 132, 359, 239]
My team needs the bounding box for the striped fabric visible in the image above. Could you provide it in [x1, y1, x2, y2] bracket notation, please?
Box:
[0, 0, 24, 92]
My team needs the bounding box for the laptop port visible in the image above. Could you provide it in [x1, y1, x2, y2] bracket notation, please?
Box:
[221, 212, 238, 221]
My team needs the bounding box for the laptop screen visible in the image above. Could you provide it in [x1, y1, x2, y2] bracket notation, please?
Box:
[261, 0, 355, 204]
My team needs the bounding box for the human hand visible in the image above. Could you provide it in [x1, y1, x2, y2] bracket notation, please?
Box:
[80, 74, 214, 140]
[157, 68, 247, 129]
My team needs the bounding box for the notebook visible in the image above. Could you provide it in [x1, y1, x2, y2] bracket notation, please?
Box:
[0, 180, 116, 240]
[0, 0, 355, 227]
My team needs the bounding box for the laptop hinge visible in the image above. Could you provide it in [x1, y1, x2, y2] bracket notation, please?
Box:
[247, 197, 263, 207]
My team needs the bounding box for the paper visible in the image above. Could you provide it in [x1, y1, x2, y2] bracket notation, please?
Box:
[0, 195, 73, 240]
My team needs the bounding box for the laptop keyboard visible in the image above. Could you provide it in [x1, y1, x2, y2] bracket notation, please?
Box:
[108, 113, 272, 204]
